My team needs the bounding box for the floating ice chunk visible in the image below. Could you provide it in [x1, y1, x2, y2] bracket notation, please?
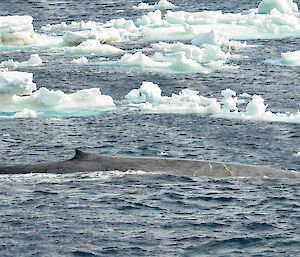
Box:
[21, 54, 42, 67]
[281, 50, 300, 65]
[167, 52, 204, 73]
[190, 30, 246, 51]
[258, 0, 298, 15]
[125, 82, 221, 114]
[71, 56, 89, 64]
[101, 42, 230, 73]
[34, 87, 115, 110]
[64, 39, 124, 56]
[0, 16, 35, 45]
[13, 108, 37, 118]
[125, 82, 162, 103]
[0, 71, 115, 118]
[41, 21, 102, 33]
[63, 28, 121, 46]
[0, 71, 36, 94]
[1, 54, 42, 69]
[142, 7, 300, 41]
[192, 30, 228, 47]
[152, 42, 225, 63]
[220, 89, 240, 112]
[245, 95, 268, 116]
[33, 87, 65, 106]
[156, 0, 178, 10]
[0, 86, 115, 118]
[133, 2, 153, 10]
[42, 19, 138, 43]
[266, 50, 300, 66]
[27, 87, 113, 109]
[106, 19, 138, 33]
[136, 10, 163, 26]
[133, 0, 177, 10]
[104, 19, 139, 41]
[112, 52, 170, 68]
[124, 82, 300, 123]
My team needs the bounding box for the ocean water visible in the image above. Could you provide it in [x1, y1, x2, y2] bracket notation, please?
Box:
[0, 0, 300, 256]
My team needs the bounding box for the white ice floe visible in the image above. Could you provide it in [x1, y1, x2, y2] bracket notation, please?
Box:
[101, 41, 232, 73]
[0, 16, 36, 45]
[64, 39, 124, 56]
[0, 71, 114, 118]
[140, 0, 300, 41]
[0, 71, 36, 94]
[258, 0, 298, 15]
[124, 82, 300, 123]
[63, 28, 121, 46]
[136, 10, 164, 26]
[0, 54, 42, 69]
[41, 21, 101, 33]
[266, 50, 300, 66]
[133, 0, 178, 10]
[71, 56, 89, 64]
[38, 0, 300, 49]
[13, 108, 37, 118]
[42, 19, 138, 43]
[191, 30, 247, 51]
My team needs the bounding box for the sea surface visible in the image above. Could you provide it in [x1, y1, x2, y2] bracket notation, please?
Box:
[0, 0, 300, 256]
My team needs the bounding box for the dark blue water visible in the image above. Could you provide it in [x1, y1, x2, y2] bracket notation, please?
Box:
[0, 172, 299, 257]
[0, 1, 300, 256]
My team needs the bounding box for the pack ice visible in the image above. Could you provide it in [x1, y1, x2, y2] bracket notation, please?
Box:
[124, 82, 300, 124]
[0, 16, 35, 45]
[0, 71, 114, 118]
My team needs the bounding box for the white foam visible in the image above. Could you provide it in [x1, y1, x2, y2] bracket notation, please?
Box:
[124, 82, 300, 123]
[1, 54, 42, 69]
[133, 0, 178, 10]
[0, 16, 36, 45]
[64, 39, 124, 56]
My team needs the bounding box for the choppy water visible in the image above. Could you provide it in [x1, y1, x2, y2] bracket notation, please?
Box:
[1, 172, 299, 257]
[0, 0, 300, 256]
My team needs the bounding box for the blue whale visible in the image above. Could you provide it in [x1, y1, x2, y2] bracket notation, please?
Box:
[0, 149, 299, 179]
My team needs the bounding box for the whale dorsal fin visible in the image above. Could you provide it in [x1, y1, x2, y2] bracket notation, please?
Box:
[73, 149, 95, 160]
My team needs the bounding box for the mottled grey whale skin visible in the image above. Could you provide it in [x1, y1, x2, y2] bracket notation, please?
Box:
[0, 149, 299, 179]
